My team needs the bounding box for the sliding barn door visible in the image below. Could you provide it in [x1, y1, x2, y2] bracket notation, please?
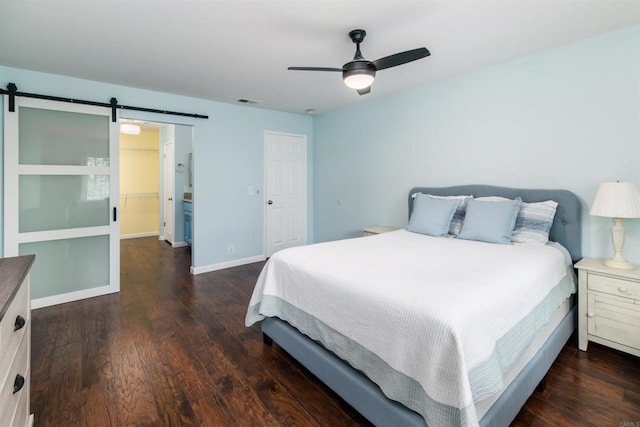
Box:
[3, 96, 120, 308]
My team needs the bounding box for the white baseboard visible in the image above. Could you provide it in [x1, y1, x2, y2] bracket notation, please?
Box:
[31, 285, 115, 309]
[120, 232, 159, 240]
[191, 255, 266, 275]
[157, 238, 187, 248]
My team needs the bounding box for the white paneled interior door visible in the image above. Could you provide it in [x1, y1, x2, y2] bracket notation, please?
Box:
[264, 131, 307, 257]
[3, 96, 120, 308]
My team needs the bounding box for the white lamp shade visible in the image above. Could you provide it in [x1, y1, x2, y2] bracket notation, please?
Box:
[591, 181, 640, 218]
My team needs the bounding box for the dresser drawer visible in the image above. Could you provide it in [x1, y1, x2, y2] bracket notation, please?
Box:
[588, 273, 640, 299]
[0, 333, 29, 424]
[1, 374, 29, 427]
[587, 293, 640, 351]
[0, 279, 29, 364]
[11, 383, 30, 427]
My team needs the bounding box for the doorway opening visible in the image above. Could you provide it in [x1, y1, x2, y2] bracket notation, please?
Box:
[119, 120, 194, 268]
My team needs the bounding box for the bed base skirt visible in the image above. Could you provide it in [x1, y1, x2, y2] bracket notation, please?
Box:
[261, 306, 576, 426]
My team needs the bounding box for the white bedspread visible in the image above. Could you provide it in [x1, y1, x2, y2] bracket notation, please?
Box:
[246, 229, 576, 426]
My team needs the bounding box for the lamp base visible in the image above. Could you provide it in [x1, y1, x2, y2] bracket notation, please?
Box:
[603, 258, 635, 270]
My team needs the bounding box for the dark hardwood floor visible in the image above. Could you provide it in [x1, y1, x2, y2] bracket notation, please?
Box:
[31, 237, 640, 426]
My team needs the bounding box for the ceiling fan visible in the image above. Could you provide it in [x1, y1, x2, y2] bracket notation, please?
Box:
[288, 29, 430, 95]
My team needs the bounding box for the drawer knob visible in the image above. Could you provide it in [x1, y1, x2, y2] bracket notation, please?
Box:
[587, 312, 595, 318]
[13, 374, 25, 394]
[14, 315, 26, 331]
[618, 287, 628, 293]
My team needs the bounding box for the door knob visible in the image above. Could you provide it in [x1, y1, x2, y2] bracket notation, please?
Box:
[267, 200, 273, 205]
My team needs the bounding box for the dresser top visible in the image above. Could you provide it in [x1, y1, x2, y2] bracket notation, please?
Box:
[0, 255, 35, 321]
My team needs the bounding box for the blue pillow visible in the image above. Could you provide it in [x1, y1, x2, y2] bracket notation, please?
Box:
[422, 194, 473, 235]
[407, 194, 460, 237]
[458, 197, 522, 244]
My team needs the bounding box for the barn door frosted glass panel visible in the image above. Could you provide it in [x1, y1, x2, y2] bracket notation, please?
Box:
[19, 236, 110, 300]
[19, 175, 110, 232]
[19, 107, 110, 165]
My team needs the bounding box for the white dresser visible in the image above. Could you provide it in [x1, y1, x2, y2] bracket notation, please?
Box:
[575, 257, 640, 357]
[0, 255, 35, 427]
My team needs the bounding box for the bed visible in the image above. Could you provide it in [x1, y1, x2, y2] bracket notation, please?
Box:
[246, 185, 582, 426]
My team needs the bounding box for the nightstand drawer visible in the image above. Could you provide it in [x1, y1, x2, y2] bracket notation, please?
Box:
[588, 273, 640, 299]
[587, 293, 640, 351]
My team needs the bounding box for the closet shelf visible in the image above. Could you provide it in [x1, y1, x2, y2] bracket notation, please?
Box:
[120, 192, 159, 199]
[120, 192, 159, 207]
[121, 147, 159, 152]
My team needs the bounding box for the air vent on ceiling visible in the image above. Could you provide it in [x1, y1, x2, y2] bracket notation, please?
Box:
[237, 98, 261, 104]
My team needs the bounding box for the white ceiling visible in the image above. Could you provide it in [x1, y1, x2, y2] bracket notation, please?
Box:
[1, 1, 638, 115]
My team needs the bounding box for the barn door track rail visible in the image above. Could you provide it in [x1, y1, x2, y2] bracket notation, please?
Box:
[1, 82, 209, 122]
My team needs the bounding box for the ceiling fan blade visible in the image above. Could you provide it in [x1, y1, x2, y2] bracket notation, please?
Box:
[357, 86, 371, 96]
[288, 66, 343, 72]
[371, 47, 430, 71]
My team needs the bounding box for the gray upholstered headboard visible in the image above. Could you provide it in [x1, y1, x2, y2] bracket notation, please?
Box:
[409, 185, 582, 262]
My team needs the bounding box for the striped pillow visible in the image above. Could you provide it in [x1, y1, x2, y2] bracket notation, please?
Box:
[512, 200, 558, 244]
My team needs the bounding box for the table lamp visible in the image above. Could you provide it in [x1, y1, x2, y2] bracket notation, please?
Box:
[590, 181, 640, 269]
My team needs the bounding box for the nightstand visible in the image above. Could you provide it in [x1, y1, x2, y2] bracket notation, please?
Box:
[575, 257, 640, 357]
[362, 226, 399, 236]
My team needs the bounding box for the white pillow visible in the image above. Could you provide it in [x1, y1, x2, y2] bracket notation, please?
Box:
[474, 196, 511, 202]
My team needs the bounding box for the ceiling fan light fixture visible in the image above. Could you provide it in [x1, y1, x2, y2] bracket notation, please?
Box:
[343, 61, 376, 90]
[343, 72, 375, 90]
[289, 29, 429, 95]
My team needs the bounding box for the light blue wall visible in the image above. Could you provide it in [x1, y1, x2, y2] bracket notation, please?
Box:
[314, 25, 640, 264]
[0, 67, 314, 270]
[1, 24, 638, 270]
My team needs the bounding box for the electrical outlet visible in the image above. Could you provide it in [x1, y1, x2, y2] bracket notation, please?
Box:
[227, 244, 235, 254]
